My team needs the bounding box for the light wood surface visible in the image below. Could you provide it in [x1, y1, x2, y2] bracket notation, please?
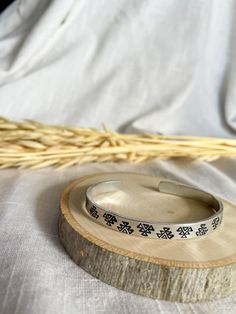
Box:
[58, 172, 236, 302]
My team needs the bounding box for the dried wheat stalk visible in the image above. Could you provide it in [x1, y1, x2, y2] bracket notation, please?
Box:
[0, 116, 235, 169]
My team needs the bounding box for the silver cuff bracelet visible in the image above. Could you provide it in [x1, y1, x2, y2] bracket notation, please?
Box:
[85, 180, 223, 240]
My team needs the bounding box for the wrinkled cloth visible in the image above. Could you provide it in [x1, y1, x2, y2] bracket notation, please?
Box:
[0, 0, 236, 313]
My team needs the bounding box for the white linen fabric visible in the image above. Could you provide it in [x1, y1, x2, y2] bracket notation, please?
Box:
[0, 0, 236, 313]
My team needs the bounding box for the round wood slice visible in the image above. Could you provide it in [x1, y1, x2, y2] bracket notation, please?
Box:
[58, 172, 236, 302]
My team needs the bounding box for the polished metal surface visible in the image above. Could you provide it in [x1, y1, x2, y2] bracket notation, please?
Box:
[85, 180, 223, 240]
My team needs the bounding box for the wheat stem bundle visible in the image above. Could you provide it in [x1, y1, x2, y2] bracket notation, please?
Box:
[0, 116, 235, 169]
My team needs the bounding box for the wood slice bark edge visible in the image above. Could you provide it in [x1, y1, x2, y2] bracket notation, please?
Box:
[58, 177, 236, 303]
